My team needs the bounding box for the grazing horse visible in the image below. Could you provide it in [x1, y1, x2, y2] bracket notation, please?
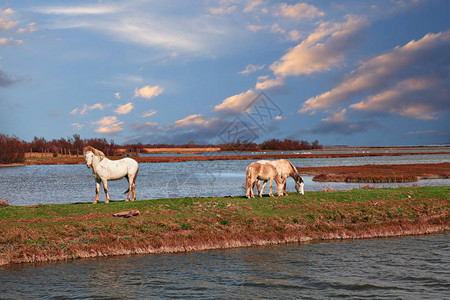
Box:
[246, 162, 283, 198]
[257, 159, 304, 195]
[84, 146, 139, 204]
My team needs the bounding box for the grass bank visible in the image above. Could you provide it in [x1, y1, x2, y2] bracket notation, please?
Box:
[0, 186, 448, 266]
[303, 163, 450, 183]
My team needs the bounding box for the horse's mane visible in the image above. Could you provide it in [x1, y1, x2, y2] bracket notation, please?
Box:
[287, 160, 301, 180]
[84, 146, 106, 161]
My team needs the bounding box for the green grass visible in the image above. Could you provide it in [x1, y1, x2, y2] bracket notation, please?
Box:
[0, 186, 448, 265]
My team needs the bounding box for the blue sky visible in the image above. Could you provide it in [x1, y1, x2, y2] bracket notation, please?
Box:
[1, 0, 449, 146]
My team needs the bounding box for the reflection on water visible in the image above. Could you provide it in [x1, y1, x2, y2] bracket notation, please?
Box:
[0, 153, 449, 206]
[1, 234, 448, 299]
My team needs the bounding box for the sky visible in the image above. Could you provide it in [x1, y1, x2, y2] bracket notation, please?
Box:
[1, 0, 449, 146]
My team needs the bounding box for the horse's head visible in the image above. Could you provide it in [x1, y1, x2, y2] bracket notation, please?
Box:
[276, 182, 284, 196]
[84, 151, 94, 168]
[295, 177, 305, 195]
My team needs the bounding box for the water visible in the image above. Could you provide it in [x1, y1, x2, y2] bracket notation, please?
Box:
[0, 234, 448, 299]
[1, 154, 449, 206]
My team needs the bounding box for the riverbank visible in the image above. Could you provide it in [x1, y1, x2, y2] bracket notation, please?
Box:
[0, 186, 448, 266]
[13, 150, 450, 166]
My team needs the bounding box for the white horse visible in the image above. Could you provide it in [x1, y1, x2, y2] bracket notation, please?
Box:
[246, 162, 283, 198]
[84, 146, 139, 204]
[257, 159, 304, 195]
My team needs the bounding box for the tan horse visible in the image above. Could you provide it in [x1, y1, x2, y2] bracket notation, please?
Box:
[257, 159, 304, 195]
[246, 162, 283, 198]
[84, 146, 139, 204]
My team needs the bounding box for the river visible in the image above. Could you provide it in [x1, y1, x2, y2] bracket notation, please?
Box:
[1, 234, 448, 299]
[1, 153, 449, 206]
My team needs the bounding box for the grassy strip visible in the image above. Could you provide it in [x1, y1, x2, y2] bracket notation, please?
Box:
[303, 163, 450, 183]
[0, 186, 448, 265]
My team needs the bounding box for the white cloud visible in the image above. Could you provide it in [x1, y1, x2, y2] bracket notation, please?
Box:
[247, 24, 265, 32]
[71, 123, 84, 130]
[288, 30, 302, 42]
[239, 64, 265, 75]
[243, 0, 264, 13]
[16, 22, 37, 34]
[322, 108, 348, 123]
[93, 116, 123, 133]
[270, 23, 285, 35]
[209, 5, 237, 15]
[114, 102, 134, 115]
[0, 37, 23, 46]
[134, 85, 164, 100]
[0, 8, 18, 31]
[255, 77, 284, 90]
[213, 89, 257, 115]
[34, 4, 122, 15]
[175, 114, 219, 128]
[277, 3, 324, 20]
[73, 103, 104, 115]
[114, 92, 121, 100]
[132, 121, 159, 131]
[350, 77, 443, 120]
[301, 30, 450, 115]
[35, 3, 232, 54]
[271, 15, 368, 77]
[142, 109, 157, 118]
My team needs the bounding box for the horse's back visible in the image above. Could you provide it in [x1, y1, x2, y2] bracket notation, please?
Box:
[248, 162, 277, 180]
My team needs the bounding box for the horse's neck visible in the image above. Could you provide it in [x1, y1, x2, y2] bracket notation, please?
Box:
[288, 163, 299, 179]
[92, 156, 108, 169]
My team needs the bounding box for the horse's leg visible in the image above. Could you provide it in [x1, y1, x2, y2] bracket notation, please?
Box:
[248, 178, 256, 198]
[102, 179, 110, 203]
[260, 180, 268, 197]
[269, 179, 274, 197]
[131, 169, 138, 201]
[256, 180, 261, 194]
[283, 178, 288, 196]
[125, 175, 132, 202]
[94, 180, 100, 204]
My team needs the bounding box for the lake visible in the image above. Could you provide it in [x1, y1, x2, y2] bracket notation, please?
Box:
[1, 234, 448, 299]
[1, 153, 449, 206]
[1, 152, 449, 298]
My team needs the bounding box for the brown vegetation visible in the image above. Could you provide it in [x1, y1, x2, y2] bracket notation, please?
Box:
[0, 134, 25, 164]
[302, 163, 450, 183]
[0, 187, 448, 265]
[17, 151, 450, 167]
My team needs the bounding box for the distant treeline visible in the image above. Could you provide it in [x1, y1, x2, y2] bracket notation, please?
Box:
[0, 134, 322, 164]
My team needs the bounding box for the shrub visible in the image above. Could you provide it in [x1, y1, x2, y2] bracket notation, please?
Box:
[0, 134, 25, 164]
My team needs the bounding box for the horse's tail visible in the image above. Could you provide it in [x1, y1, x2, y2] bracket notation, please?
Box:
[123, 165, 138, 194]
[245, 166, 252, 189]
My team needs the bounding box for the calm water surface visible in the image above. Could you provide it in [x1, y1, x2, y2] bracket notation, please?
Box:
[1, 154, 449, 206]
[1, 234, 448, 299]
